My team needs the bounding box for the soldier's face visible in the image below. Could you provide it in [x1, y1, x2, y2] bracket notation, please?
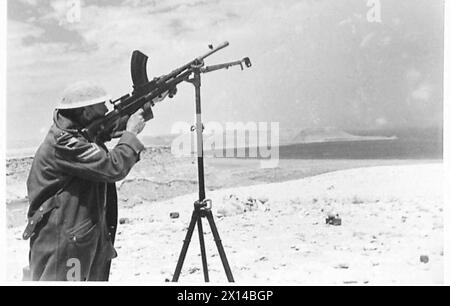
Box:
[83, 102, 108, 122]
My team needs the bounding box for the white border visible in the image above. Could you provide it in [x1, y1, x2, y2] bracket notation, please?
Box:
[0, 0, 7, 285]
[443, 0, 449, 286]
[0, 1, 448, 286]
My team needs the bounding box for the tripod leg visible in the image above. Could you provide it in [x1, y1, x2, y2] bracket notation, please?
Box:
[197, 216, 209, 282]
[172, 209, 199, 282]
[205, 210, 235, 282]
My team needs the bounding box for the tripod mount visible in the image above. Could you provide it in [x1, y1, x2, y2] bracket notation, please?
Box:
[171, 51, 251, 282]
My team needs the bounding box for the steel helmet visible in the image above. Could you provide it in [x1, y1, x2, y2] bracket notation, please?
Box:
[56, 81, 111, 109]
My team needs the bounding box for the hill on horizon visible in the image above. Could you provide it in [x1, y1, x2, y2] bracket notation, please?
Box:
[141, 126, 400, 149]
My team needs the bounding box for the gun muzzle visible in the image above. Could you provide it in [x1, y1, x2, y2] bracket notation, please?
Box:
[197, 41, 230, 62]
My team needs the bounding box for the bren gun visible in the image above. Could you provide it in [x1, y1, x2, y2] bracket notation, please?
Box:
[82, 41, 251, 143]
[84, 42, 251, 282]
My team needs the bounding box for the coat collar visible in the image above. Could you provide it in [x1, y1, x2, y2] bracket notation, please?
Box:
[53, 110, 83, 134]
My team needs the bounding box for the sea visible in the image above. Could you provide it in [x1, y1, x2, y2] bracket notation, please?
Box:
[6, 127, 443, 160]
[206, 127, 443, 160]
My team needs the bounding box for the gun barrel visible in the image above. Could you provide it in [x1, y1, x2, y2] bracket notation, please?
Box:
[161, 41, 230, 82]
[196, 41, 229, 62]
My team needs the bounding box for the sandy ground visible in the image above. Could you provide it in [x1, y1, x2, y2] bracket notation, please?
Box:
[5, 159, 443, 284]
[5, 147, 437, 226]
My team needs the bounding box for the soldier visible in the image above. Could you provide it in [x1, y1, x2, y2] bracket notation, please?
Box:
[22, 81, 161, 281]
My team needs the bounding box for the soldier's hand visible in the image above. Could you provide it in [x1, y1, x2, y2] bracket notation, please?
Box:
[110, 115, 130, 139]
[126, 109, 146, 135]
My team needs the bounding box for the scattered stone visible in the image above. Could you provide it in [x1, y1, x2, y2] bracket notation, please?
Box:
[119, 217, 130, 225]
[258, 197, 269, 204]
[363, 246, 378, 251]
[170, 212, 180, 219]
[257, 256, 268, 262]
[326, 214, 342, 226]
[218, 194, 270, 217]
[335, 263, 349, 269]
[420, 255, 429, 264]
[131, 195, 144, 205]
[352, 196, 364, 205]
[188, 267, 200, 274]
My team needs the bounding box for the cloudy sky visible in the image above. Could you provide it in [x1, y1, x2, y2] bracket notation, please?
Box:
[6, 0, 444, 149]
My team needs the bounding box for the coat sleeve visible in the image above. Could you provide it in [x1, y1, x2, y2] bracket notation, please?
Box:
[54, 131, 145, 183]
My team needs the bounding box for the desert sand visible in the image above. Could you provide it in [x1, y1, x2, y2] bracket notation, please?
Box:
[5, 150, 443, 284]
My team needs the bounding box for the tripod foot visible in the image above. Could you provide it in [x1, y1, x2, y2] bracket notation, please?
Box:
[205, 210, 234, 282]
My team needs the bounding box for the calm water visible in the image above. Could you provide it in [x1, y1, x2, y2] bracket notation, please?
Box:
[9, 128, 443, 160]
[277, 138, 442, 160]
[210, 127, 443, 160]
